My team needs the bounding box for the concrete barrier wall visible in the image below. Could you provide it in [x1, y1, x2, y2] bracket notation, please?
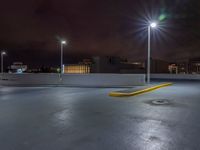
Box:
[0, 73, 145, 87]
[151, 74, 200, 80]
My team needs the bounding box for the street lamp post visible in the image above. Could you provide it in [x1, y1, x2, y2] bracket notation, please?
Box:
[147, 22, 157, 84]
[60, 40, 66, 75]
[1, 51, 6, 74]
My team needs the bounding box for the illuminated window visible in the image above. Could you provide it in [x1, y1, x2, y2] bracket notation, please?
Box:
[64, 65, 90, 74]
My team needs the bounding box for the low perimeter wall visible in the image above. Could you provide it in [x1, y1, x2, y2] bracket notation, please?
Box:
[0, 73, 145, 87]
[151, 74, 200, 80]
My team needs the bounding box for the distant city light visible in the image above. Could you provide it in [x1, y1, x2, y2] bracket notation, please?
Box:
[57, 68, 60, 73]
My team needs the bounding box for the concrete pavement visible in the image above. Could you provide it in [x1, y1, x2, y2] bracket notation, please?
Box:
[0, 81, 200, 150]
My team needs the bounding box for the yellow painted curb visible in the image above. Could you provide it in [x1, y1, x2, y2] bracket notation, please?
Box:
[109, 83, 173, 97]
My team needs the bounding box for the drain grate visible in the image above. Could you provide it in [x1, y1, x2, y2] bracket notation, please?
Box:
[145, 99, 172, 106]
[151, 99, 170, 105]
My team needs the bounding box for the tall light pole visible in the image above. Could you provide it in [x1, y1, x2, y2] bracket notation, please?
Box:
[147, 22, 157, 84]
[60, 40, 66, 74]
[1, 51, 6, 74]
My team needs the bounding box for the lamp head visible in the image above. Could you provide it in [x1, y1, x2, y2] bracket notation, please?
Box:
[61, 40, 66, 44]
[1, 51, 6, 55]
[150, 22, 157, 28]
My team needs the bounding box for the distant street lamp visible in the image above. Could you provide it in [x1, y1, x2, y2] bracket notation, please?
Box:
[1, 51, 6, 74]
[60, 40, 66, 74]
[147, 22, 157, 84]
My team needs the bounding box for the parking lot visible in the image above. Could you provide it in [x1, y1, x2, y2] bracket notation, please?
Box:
[0, 81, 200, 150]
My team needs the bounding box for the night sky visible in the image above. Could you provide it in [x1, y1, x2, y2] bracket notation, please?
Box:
[0, 0, 200, 67]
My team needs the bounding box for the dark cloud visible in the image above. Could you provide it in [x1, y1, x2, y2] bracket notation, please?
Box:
[0, 0, 200, 67]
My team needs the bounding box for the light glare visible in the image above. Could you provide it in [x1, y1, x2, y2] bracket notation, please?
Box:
[1, 51, 6, 55]
[61, 40, 66, 44]
[150, 22, 157, 28]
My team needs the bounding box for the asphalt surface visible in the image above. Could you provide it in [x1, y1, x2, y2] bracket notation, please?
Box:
[0, 81, 200, 150]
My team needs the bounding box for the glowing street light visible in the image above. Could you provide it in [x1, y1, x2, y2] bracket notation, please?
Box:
[150, 22, 157, 28]
[60, 40, 67, 74]
[147, 22, 157, 84]
[1, 51, 6, 74]
[61, 40, 66, 45]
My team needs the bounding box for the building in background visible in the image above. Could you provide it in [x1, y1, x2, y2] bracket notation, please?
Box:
[91, 56, 148, 73]
[63, 58, 92, 74]
[167, 58, 200, 74]
[91, 56, 120, 73]
[177, 61, 188, 74]
[63, 56, 171, 74]
[64, 64, 90, 74]
[169, 64, 178, 74]
[8, 62, 28, 73]
[63, 56, 141, 74]
[90, 56, 146, 73]
[188, 58, 200, 74]
[150, 59, 169, 73]
[168, 61, 188, 74]
[119, 61, 145, 73]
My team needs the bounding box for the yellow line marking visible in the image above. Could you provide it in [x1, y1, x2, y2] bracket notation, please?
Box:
[109, 83, 173, 97]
